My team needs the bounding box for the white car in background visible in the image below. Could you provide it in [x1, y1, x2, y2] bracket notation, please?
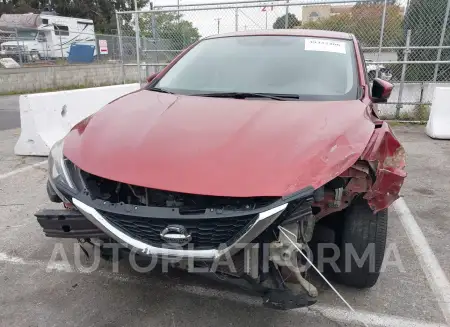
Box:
[366, 59, 393, 81]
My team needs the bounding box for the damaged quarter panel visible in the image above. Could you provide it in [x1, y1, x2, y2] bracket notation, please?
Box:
[361, 122, 407, 211]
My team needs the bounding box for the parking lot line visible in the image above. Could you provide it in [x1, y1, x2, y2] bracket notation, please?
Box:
[394, 198, 450, 325]
[0, 160, 47, 180]
[0, 251, 446, 327]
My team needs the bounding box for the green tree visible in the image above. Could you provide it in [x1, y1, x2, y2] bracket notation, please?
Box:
[0, 0, 37, 15]
[366, 0, 396, 4]
[140, 12, 200, 50]
[303, 4, 403, 47]
[273, 13, 300, 29]
[403, 0, 450, 81]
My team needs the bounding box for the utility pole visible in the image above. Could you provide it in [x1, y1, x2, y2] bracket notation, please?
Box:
[433, 0, 450, 82]
[215, 18, 221, 34]
[375, 0, 388, 78]
[284, 0, 289, 28]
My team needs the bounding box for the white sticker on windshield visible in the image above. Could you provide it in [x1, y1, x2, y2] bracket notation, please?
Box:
[305, 38, 347, 54]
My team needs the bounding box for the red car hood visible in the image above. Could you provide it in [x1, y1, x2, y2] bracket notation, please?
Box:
[64, 90, 375, 197]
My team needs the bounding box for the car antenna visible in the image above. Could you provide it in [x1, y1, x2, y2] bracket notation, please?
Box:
[278, 226, 370, 327]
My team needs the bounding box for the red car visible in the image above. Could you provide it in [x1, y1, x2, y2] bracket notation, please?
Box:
[37, 30, 406, 309]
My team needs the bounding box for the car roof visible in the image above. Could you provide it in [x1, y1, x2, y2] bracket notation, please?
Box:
[203, 29, 354, 41]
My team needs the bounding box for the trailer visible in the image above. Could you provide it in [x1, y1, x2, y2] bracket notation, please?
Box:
[0, 12, 96, 62]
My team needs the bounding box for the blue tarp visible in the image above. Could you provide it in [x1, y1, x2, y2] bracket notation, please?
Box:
[68, 44, 95, 63]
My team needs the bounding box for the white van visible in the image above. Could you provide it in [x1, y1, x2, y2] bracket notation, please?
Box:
[0, 12, 96, 61]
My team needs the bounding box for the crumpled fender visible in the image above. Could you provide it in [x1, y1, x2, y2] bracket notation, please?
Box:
[361, 122, 407, 212]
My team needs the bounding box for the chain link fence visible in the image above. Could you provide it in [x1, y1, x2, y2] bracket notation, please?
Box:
[116, 0, 450, 119]
[0, 26, 122, 66]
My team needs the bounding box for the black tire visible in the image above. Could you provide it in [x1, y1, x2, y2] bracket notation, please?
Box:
[336, 197, 388, 288]
[30, 50, 40, 62]
[46, 180, 62, 203]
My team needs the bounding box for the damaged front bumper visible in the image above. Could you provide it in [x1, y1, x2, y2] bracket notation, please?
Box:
[35, 208, 106, 239]
[70, 198, 287, 261]
[38, 180, 313, 261]
[36, 182, 318, 310]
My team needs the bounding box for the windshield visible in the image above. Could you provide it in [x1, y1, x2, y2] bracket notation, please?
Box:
[152, 35, 359, 101]
[16, 29, 38, 40]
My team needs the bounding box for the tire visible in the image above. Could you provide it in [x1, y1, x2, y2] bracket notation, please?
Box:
[368, 71, 376, 81]
[30, 51, 40, 62]
[46, 180, 62, 203]
[335, 197, 388, 288]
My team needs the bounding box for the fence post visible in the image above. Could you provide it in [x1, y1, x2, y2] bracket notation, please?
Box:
[134, 0, 142, 84]
[15, 29, 23, 66]
[53, 25, 64, 60]
[433, 0, 450, 82]
[376, 0, 388, 78]
[284, 0, 289, 29]
[235, 8, 239, 31]
[115, 12, 126, 84]
[396, 29, 411, 119]
[152, 14, 158, 69]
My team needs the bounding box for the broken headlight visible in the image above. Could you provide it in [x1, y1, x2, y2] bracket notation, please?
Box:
[48, 138, 76, 194]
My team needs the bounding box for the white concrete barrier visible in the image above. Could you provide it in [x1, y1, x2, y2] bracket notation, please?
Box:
[426, 87, 450, 139]
[14, 83, 141, 156]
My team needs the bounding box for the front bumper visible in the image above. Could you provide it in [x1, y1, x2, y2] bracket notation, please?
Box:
[39, 180, 313, 261]
[0, 49, 28, 58]
[37, 182, 318, 309]
[72, 198, 287, 260]
[35, 208, 106, 239]
[36, 199, 287, 260]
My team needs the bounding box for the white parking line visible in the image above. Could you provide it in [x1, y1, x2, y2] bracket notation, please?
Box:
[0, 160, 47, 180]
[175, 284, 447, 327]
[0, 251, 446, 327]
[393, 198, 450, 325]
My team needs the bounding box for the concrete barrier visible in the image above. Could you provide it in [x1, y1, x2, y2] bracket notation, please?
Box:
[426, 87, 450, 139]
[14, 83, 141, 156]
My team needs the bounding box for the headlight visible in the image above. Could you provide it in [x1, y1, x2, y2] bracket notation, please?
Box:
[48, 138, 76, 192]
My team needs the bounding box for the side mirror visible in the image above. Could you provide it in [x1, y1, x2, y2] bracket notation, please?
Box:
[371, 78, 393, 103]
[147, 73, 158, 83]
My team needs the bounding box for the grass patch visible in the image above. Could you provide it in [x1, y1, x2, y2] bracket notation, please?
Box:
[412, 104, 430, 121]
[380, 103, 431, 122]
[386, 120, 427, 126]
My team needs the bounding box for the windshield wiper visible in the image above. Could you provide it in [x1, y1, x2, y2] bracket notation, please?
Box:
[191, 92, 299, 101]
[148, 87, 174, 94]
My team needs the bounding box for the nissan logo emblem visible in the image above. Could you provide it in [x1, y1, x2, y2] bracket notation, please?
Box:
[160, 225, 192, 247]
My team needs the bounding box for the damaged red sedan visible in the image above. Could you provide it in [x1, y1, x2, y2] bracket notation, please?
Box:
[36, 30, 406, 309]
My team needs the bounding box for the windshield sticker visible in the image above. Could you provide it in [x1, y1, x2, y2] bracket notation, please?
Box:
[305, 39, 347, 54]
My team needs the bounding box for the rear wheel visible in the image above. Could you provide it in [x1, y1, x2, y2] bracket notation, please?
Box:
[335, 197, 388, 288]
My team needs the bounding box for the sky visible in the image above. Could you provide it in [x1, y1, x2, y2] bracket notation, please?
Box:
[145, 0, 409, 37]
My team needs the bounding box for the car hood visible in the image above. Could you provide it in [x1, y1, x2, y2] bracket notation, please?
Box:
[64, 90, 375, 197]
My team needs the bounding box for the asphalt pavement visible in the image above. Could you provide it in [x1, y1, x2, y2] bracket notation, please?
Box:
[0, 96, 20, 131]
[0, 119, 449, 327]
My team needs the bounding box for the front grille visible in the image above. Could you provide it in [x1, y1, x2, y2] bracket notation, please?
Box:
[100, 211, 257, 249]
[3, 45, 18, 51]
